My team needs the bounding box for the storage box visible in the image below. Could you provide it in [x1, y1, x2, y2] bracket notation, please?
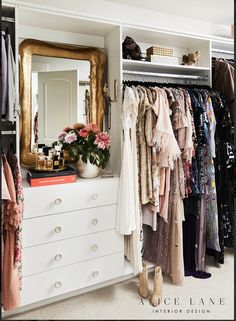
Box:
[146, 55, 179, 65]
[146, 46, 173, 56]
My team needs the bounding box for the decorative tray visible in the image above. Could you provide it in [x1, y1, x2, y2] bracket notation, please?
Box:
[30, 166, 66, 173]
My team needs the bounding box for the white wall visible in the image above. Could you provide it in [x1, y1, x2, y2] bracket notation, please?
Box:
[4, 0, 233, 38]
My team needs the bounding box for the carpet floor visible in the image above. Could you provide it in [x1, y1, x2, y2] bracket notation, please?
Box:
[5, 248, 234, 320]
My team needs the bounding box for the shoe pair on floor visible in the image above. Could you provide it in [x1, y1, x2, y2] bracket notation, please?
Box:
[138, 261, 163, 307]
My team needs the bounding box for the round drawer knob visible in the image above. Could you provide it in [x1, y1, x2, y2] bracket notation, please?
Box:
[92, 271, 99, 278]
[55, 281, 62, 288]
[92, 218, 98, 225]
[55, 198, 62, 205]
[55, 254, 63, 261]
[91, 244, 98, 252]
[91, 193, 98, 200]
[55, 226, 62, 233]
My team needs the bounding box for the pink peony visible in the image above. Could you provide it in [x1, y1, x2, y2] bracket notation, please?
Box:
[64, 132, 77, 143]
[58, 131, 67, 141]
[94, 132, 110, 150]
[79, 128, 89, 137]
[85, 123, 101, 133]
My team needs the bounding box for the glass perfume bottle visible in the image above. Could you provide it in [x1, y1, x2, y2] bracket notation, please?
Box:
[45, 156, 53, 171]
[59, 151, 65, 169]
[53, 155, 60, 170]
[36, 155, 45, 170]
[36, 144, 46, 170]
[43, 148, 53, 171]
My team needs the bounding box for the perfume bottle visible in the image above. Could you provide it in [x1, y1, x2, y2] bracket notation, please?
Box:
[45, 156, 53, 170]
[36, 144, 46, 170]
[44, 148, 53, 171]
[36, 154, 45, 170]
[37, 144, 46, 154]
[49, 148, 56, 159]
[55, 144, 61, 154]
[53, 155, 60, 170]
[59, 152, 65, 169]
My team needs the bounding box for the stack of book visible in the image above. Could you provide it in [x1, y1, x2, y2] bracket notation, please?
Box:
[27, 166, 77, 187]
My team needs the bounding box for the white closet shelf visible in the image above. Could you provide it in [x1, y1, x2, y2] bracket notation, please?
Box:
[123, 59, 210, 74]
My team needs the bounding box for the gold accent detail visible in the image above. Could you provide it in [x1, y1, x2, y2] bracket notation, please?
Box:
[19, 39, 105, 167]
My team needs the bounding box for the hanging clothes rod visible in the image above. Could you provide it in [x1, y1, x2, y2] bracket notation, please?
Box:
[2, 17, 15, 23]
[212, 48, 234, 55]
[1, 130, 16, 135]
[123, 70, 208, 81]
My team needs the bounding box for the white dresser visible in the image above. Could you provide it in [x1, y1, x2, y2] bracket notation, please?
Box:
[21, 177, 124, 306]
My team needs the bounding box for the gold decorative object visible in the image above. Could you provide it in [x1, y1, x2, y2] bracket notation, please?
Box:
[19, 39, 105, 167]
[181, 51, 201, 65]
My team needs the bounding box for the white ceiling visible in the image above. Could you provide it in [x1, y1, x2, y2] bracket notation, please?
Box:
[106, 0, 234, 25]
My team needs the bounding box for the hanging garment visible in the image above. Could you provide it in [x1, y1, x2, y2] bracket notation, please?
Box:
[213, 59, 234, 118]
[202, 92, 220, 253]
[167, 159, 185, 285]
[6, 33, 19, 123]
[123, 86, 143, 274]
[206, 91, 234, 263]
[116, 86, 136, 235]
[2, 165, 11, 200]
[1, 31, 8, 115]
[152, 88, 181, 169]
[2, 154, 21, 310]
[12, 154, 24, 289]
[136, 86, 151, 204]
[144, 88, 160, 210]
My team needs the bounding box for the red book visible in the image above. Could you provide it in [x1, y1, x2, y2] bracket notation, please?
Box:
[27, 173, 77, 187]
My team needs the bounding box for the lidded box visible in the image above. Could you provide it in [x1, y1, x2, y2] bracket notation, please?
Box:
[146, 46, 173, 57]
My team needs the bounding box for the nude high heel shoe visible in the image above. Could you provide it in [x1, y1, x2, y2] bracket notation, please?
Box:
[138, 261, 149, 298]
[150, 266, 163, 307]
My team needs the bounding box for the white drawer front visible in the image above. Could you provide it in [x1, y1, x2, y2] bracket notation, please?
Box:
[23, 178, 119, 218]
[21, 252, 124, 306]
[22, 205, 117, 247]
[23, 230, 124, 276]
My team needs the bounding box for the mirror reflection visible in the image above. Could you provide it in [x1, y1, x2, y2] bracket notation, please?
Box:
[31, 55, 90, 149]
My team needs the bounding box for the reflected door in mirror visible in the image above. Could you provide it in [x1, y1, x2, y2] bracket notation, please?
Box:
[37, 70, 78, 145]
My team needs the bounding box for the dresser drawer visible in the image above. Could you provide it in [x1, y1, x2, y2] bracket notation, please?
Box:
[21, 252, 124, 306]
[23, 229, 124, 276]
[23, 178, 119, 218]
[22, 205, 117, 247]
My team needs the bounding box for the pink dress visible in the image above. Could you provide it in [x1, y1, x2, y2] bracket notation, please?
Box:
[2, 155, 21, 310]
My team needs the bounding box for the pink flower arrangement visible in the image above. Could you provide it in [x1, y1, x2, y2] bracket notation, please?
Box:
[58, 131, 67, 141]
[56, 123, 110, 168]
[79, 128, 89, 138]
[85, 123, 100, 133]
[94, 132, 110, 150]
[64, 132, 77, 143]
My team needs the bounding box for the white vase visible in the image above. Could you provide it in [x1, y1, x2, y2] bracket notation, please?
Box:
[76, 158, 101, 178]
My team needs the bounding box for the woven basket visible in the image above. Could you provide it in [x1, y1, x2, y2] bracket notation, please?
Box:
[146, 46, 173, 57]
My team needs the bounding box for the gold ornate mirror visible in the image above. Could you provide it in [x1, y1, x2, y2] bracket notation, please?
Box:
[19, 39, 105, 167]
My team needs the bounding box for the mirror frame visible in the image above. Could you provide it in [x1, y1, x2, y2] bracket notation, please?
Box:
[19, 38, 105, 167]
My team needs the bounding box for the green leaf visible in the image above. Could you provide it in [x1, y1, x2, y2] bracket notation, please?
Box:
[82, 154, 87, 163]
